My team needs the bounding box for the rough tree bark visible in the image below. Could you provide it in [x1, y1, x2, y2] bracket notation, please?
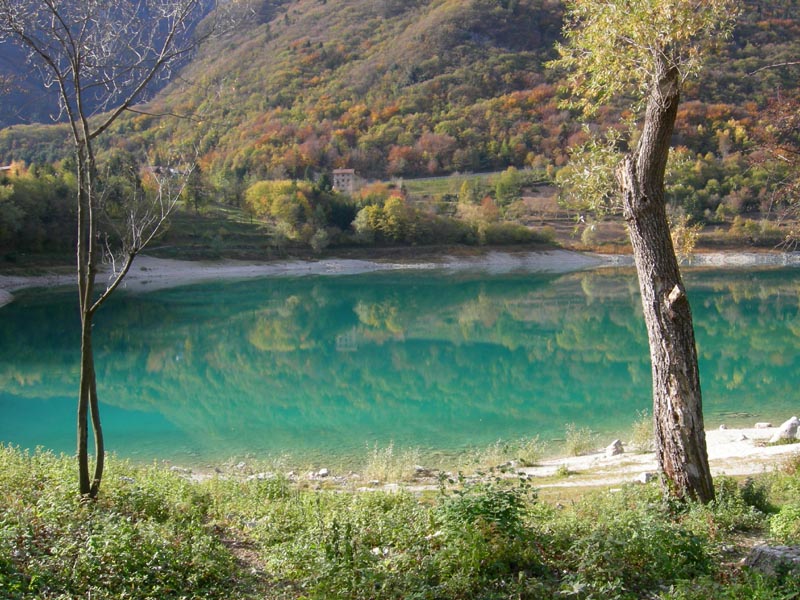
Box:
[618, 63, 715, 503]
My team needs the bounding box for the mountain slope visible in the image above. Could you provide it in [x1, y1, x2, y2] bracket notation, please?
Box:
[0, 0, 798, 187]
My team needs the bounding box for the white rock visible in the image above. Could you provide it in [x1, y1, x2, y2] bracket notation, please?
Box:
[719, 424, 728, 430]
[637, 472, 655, 484]
[755, 422, 774, 429]
[606, 439, 625, 457]
[317, 468, 330, 478]
[246, 472, 275, 481]
[768, 416, 800, 443]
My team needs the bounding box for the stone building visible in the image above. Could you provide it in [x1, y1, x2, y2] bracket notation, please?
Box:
[332, 168, 357, 195]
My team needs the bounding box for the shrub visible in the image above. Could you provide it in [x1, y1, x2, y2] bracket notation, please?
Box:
[728, 217, 783, 247]
[680, 476, 769, 539]
[770, 503, 800, 544]
[543, 486, 713, 598]
[436, 480, 533, 539]
[479, 221, 536, 245]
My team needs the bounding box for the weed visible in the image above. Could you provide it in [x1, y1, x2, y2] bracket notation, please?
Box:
[631, 409, 655, 453]
[556, 464, 572, 478]
[767, 437, 800, 447]
[466, 436, 546, 470]
[362, 441, 421, 483]
[782, 454, 800, 476]
[564, 422, 597, 456]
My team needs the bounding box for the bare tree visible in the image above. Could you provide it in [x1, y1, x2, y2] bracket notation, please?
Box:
[0, 0, 227, 499]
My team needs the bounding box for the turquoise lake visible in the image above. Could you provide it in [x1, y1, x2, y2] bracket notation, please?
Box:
[1, 267, 799, 467]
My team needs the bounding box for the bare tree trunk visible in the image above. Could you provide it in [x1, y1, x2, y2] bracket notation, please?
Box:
[77, 311, 104, 498]
[619, 65, 715, 503]
[76, 139, 105, 500]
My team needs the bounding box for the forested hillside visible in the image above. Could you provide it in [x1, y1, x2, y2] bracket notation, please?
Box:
[1, 0, 795, 182]
[0, 0, 798, 259]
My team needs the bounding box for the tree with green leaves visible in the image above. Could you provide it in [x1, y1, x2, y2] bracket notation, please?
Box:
[552, 0, 739, 502]
[0, 0, 229, 499]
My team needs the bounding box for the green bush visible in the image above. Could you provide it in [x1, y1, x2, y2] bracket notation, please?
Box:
[770, 503, 800, 544]
[679, 476, 769, 540]
[436, 480, 533, 539]
[543, 486, 713, 598]
[728, 217, 783, 247]
[480, 221, 536, 245]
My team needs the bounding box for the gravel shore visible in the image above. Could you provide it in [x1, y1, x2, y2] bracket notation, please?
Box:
[3, 249, 800, 308]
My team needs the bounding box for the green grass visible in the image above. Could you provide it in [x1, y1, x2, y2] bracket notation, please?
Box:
[3, 445, 800, 599]
[401, 172, 498, 197]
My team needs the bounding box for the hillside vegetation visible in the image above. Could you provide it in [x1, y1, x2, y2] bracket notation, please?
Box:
[0, 0, 798, 260]
[1, 1, 796, 179]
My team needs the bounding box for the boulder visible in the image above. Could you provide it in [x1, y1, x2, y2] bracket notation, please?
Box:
[769, 416, 800, 444]
[755, 422, 774, 429]
[606, 439, 624, 457]
[744, 545, 800, 577]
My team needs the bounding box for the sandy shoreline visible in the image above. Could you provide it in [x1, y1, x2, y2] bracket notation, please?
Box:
[519, 424, 800, 490]
[182, 423, 800, 493]
[2, 249, 800, 308]
[0, 250, 610, 306]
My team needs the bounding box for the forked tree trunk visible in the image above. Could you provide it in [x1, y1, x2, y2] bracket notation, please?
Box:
[76, 143, 105, 500]
[78, 311, 105, 498]
[619, 65, 715, 503]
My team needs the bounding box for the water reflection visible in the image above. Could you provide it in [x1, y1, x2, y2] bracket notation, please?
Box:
[1, 268, 798, 464]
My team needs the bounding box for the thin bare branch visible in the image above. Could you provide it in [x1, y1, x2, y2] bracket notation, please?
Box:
[748, 61, 800, 76]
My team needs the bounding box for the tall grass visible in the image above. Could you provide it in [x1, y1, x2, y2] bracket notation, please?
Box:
[362, 442, 421, 482]
[564, 422, 597, 456]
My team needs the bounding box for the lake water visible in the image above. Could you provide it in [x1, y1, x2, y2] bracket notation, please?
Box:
[1, 267, 799, 467]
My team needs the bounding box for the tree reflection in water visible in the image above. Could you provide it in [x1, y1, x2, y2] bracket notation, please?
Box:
[1, 268, 798, 465]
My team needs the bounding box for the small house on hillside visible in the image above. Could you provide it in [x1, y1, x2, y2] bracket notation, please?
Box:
[332, 168, 359, 195]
